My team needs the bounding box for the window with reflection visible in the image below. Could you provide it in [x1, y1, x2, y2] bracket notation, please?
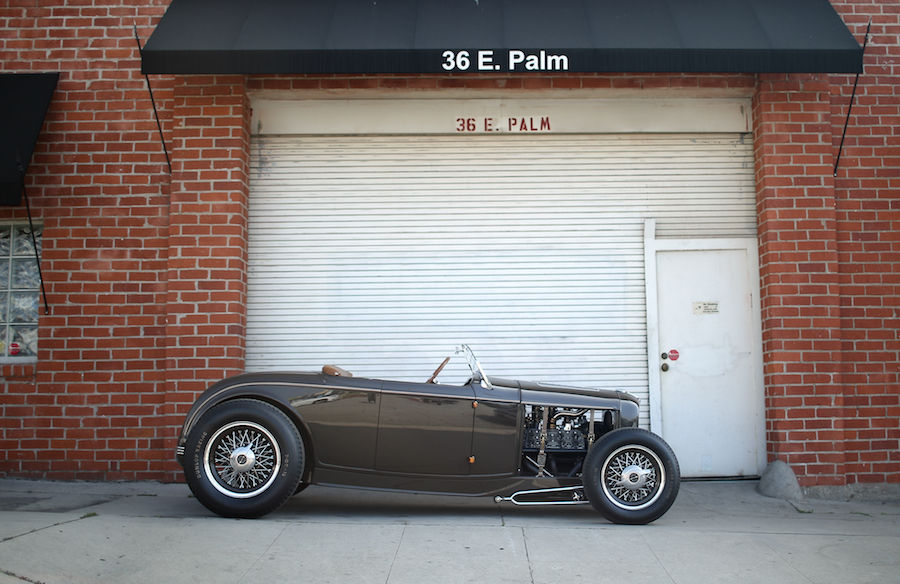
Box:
[0, 224, 41, 359]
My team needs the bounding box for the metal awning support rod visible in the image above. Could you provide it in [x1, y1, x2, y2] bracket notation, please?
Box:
[18, 166, 49, 315]
[834, 20, 871, 177]
[133, 23, 172, 174]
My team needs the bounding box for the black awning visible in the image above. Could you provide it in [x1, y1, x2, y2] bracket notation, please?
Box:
[141, 0, 863, 75]
[0, 73, 59, 206]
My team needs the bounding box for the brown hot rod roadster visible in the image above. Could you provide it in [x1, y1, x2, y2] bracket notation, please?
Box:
[176, 345, 680, 524]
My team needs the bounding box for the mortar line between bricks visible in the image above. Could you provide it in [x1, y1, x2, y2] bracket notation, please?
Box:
[0, 513, 97, 543]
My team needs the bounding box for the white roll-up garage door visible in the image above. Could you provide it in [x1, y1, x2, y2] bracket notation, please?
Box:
[248, 133, 755, 420]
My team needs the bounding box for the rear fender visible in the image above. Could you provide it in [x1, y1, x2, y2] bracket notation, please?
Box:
[176, 383, 316, 481]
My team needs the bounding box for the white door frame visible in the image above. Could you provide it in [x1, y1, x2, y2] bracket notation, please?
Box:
[643, 218, 764, 434]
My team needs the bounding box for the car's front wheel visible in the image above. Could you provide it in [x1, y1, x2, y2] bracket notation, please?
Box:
[582, 428, 680, 524]
[183, 399, 305, 518]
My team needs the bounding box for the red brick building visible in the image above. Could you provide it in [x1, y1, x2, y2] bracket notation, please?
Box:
[0, 0, 897, 497]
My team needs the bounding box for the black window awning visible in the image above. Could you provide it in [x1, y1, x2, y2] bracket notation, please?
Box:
[141, 0, 863, 76]
[0, 73, 59, 207]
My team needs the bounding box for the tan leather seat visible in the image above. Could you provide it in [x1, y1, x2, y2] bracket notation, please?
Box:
[322, 364, 353, 377]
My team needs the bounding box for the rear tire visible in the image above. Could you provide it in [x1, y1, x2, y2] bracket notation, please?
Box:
[582, 428, 680, 524]
[183, 399, 304, 518]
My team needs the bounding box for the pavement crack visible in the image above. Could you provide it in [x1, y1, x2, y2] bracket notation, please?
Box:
[237, 522, 289, 582]
[641, 531, 677, 584]
[1, 513, 97, 543]
[759, 537, 816, 583]
[1, 567, 47, 583]
[520, 527, 536, 584]
[383, 525, 406, 584]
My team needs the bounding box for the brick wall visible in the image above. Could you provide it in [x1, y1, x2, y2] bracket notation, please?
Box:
[753, 73, 847, 486]
[162, 75, 251, 471]
[829, 1, 900, 488]
[755, 2, 899, 490]
[0, 1, 175, 479]
[0, 1, 896, 488]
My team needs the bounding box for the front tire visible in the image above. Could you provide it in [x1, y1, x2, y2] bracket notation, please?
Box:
[183, 399, 304, 518]
[582, 428, 680, 524]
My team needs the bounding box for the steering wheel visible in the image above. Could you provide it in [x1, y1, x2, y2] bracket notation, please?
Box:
[426, 356, 451, 384]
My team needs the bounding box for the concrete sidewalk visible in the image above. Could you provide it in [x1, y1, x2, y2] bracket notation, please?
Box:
[0, 478, 897, 584]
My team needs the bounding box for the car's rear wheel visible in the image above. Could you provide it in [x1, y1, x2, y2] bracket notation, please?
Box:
[582, 428, 680, 524]
[183, 399, 304, 518]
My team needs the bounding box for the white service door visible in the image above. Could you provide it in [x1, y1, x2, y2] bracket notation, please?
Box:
[655, 247, 765, 477]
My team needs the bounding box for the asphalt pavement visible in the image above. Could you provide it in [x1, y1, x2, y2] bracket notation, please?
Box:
[0, 478, 897, 584]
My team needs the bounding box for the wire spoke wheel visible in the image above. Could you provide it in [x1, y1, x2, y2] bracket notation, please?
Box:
[583, 428, 680, 524]
[185, 399, 304, 518]
[601, 445, 664, 510]
[204, 421, 282, 499]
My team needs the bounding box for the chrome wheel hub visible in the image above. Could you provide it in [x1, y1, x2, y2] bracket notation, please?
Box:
[229, 445, 257, 473]
[615, 464, 652, 490]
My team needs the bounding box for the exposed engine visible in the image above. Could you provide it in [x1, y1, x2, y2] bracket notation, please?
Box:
[521, 405, 614, 478]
